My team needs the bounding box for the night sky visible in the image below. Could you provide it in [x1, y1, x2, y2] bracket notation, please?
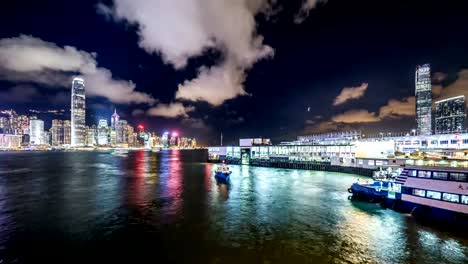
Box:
[1, 0, 468, 145]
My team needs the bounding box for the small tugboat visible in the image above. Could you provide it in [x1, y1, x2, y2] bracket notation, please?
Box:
[214, 163, 232, 180]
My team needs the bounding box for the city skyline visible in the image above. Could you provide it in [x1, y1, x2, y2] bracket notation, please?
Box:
[1, 0, 468, 146]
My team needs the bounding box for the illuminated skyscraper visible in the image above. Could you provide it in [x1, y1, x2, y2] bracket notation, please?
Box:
[97, 119, 109, 146]
[29, 119, 44, 145]
[63, 120, 71, 145]
[111, 109, 120, 130]
[435, 95, 466, 134]
[415, 64, 432, 135]
[71, 77, 86, 146]
[50, 119, 64, 146]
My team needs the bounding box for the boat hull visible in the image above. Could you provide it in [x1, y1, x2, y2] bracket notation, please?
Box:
[349, 183, 387, 202]
[215, 171, 230, 180]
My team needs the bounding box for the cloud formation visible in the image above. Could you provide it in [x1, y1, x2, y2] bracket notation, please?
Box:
[331, 109, 380, 123]
[0, 35, 155, 105]
[101, 0, 276, 106]
[333, 83, 369, 106]
[433, 69, 468, 103]
[146, 103, 195, 118]
[175, 61, 248, 106]
[295, 0, 328, 24]
[378, 97, 415, 118]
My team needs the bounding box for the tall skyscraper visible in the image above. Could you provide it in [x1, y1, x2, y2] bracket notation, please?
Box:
[415, 64, 432, 135]
[71, 77, 86, 146]
[435, 95, 466, 134]
[29, 119, 44, 145]
[111, 109, 120, 130]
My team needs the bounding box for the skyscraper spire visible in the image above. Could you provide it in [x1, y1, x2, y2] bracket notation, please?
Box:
[111, 108, 120, 130]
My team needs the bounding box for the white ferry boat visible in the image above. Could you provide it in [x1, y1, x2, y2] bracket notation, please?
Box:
[393, 166, 468, 224]
[351, 166, 468, 226]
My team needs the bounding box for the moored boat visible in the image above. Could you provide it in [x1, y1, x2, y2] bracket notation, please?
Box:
[349, 166, 468, 227]
[214, 164, 231, 180]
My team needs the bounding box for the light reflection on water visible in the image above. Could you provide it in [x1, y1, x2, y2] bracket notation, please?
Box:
[0, 150, 467, 263]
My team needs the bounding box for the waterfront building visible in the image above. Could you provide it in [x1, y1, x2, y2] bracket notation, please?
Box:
[127, 126, 135, 146]
[111, 109, 120, 130]
[86, 126, 96, 146]
[296, 131, 361, 145]
[191, 138, 197, 148]
[435, 95, 466, 134]
[415, 64, 432, 135]
[43, 131, 51, 145]
[97, 119, 109, 146]
[29, 119, 44, 145]
[50, 119, 64, 146]
[71, 77, 86, 146]
[161, 132, 169, 147]
[116, 120, 128, 145]
[0, 134, 22, 149]
[109, 130, 117, 146]
[0, 116, 8, 134]
[63, 120, 71, 145]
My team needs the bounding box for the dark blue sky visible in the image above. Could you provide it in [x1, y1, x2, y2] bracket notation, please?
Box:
[1, 0, 468, 145]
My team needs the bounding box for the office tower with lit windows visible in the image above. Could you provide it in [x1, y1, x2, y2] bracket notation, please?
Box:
[71, 77, 86, 146]
[50, 119, 64, 146]
[116, 120, 128, 144]
[86, 125, 97, 146]
[97, 119, 109, 145]
[29, 119, 44, 145]
[415, 64, 432, 135]
[0, 117, 9, 134]
[63, 120, 71, 145]
[435, 95, 466, 134]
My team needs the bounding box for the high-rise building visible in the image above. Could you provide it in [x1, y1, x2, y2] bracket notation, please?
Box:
[116, 120, 128, 144]
[109, 130, 117, 146]
[86, 125, 96, 146]
[43, 131, 51, 145]
[0, 117, 9, 134]
[29, 119, 44, 145]
[63, 120, 71, 145]
[415, 64, 432, 135]
[435, 95, 466, 134]
[71, 77, 86, 146]
[97, 119, 109, 145]
[111, 109, 120, 130]
[50, 119, 64, 146]
[127, 126, 135, 147]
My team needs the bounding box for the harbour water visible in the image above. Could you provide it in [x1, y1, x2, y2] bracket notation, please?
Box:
[0, 150, 467, 263]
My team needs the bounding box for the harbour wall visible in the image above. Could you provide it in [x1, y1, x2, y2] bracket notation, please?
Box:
[208, 158, 374, 177]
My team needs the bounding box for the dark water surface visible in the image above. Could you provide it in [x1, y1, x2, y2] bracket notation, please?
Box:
[0, 150, 468, 263]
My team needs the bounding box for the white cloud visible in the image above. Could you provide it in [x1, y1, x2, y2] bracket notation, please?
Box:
[146, 102, 195, 118]
[0, 35, 155, 105]
[101, 0, 275, 105]
[175, 60, 248, 106]
[333, 83, 369, 106]
[295, 0, 328, 24]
